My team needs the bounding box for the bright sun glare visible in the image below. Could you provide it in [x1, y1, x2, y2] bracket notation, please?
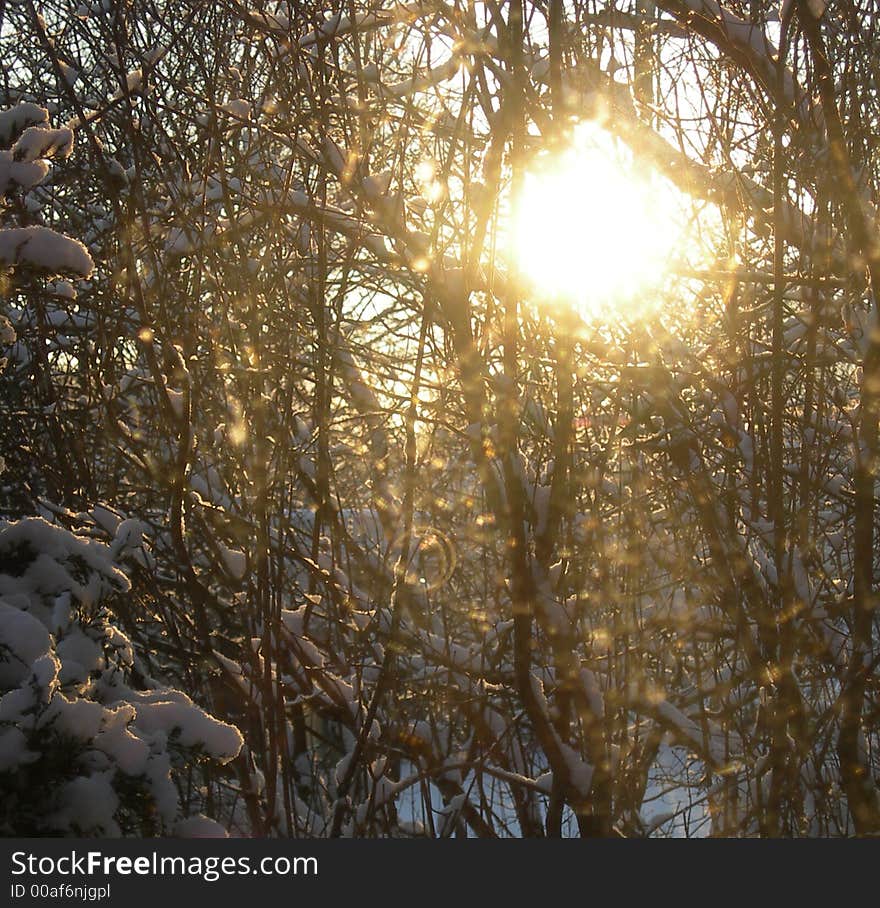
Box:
[511, 123, 685, 319]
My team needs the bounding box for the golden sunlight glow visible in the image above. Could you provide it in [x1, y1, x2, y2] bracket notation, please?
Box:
[511, 123, 687, 319]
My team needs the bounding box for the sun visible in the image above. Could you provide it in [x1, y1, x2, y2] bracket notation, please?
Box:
[510, 123, 685, 319]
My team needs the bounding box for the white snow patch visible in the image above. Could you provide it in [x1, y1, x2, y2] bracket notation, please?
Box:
[0, 149, 49, 193]
[0, 227, 94, 277]
[175, 815, 229, 838]
[219, 545, 247, 580]
[221, 99, 251, 120]
[12, 126, 74, 162]
[0, 102, 48, 145]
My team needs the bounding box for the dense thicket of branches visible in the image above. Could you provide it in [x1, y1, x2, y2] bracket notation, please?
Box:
[2, 0, 880, 836]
